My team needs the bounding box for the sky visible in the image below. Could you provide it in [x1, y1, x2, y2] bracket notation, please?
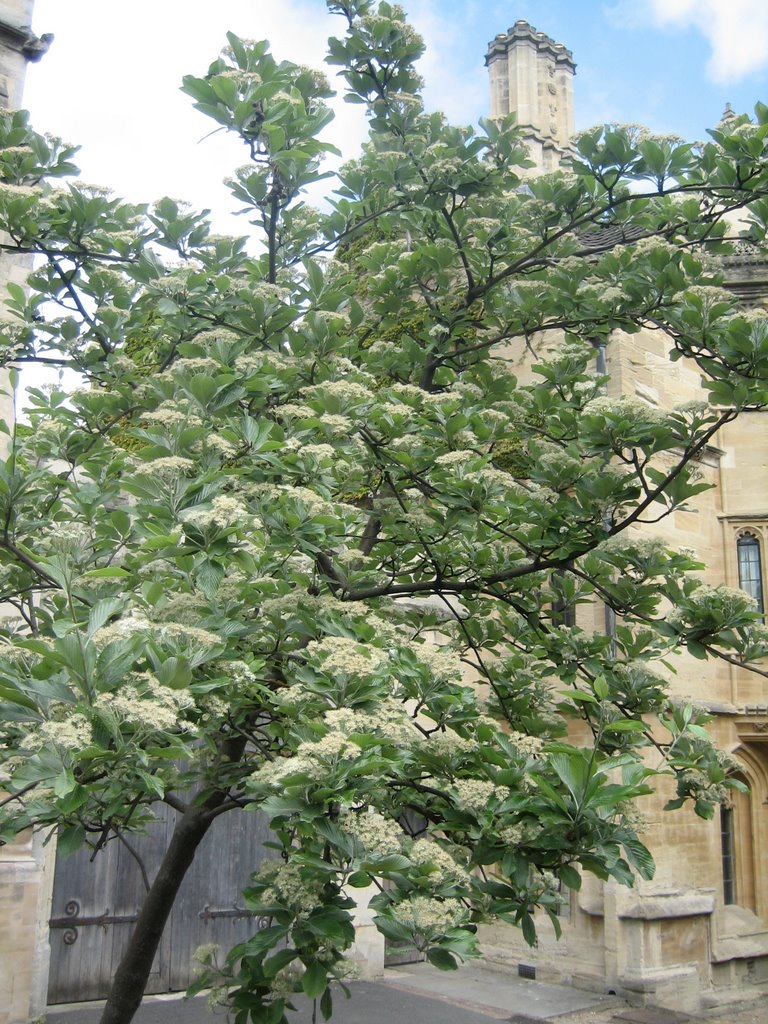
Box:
[18, 0, 768, 234]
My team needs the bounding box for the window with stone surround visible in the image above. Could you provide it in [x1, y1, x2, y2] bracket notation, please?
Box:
[722, 521, 767, 620]
[720, 802, 738, 905]
[736, 530, 765, 614]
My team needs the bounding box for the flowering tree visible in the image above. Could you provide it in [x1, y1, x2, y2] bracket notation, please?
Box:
[1, 3, 768, 1023]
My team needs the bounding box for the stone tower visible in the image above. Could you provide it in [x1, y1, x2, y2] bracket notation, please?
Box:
[485, 20, 575, 173]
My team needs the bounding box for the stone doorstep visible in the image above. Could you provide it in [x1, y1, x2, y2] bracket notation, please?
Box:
[381, 978, 511, 1020]
[381, 962, 619, 1020]
[612, 1010, 693, 1024]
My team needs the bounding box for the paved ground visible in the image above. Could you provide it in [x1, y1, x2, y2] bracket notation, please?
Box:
[45, 961, 767, 1024]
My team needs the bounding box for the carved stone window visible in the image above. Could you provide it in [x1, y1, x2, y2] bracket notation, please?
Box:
[720, 803, 737, 905]
[737, 531, 765, 614]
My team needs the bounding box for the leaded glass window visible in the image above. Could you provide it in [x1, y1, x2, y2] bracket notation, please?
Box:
[737, 533, 764, 614]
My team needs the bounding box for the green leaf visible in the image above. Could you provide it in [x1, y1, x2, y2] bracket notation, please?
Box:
[54, 770, 77, 798]
[302, 960, 327, 999]
[196, 559, 225, 598]
[559, 863, 582, 891]
[426, 947, 458, 970]
[549, 751, 589, 803]
[593, 675, 608, 699]
[56, 824, 85, 858]
[520, 913, 537, 947]
[347, 871, 372, 888]
[156, 657, 193, 689]
[622, 838, 655, 880]
[87, 597, 125, 636]
[373, 916, 412, 942]
[320, 987, 333, 1021]
[262, 949, 297, 978]
[189, 374, 217, 405]
[240, 925, 289, 956]
[602, 719, 646, 733]
[364, 853, 412, 873]
[83, 567, 131, 579]
[686, 640, 709, 660]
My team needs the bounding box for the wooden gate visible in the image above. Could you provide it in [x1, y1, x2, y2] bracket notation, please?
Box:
[47, 803, 274, 1003]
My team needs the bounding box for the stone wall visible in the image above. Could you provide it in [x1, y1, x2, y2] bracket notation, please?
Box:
[0, 6, 58, 1023]
[480, 318, 768, 1014]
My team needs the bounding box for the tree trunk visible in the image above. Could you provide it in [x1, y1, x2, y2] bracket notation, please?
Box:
[98, 804, 216, 1024]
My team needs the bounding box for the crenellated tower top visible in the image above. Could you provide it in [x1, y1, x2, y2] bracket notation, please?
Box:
[485, 19, 575, 173]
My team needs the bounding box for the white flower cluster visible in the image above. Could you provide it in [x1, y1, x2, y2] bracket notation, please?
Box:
[306, 636, 389, 678]
[97, 675, 194, 732]
[183, 494, 248, 530]
[204, 434, 237, 458]
[343, 810, 404, 856]
[629, 237, 681, 258]
[390, 895, 467, 936]
[234, 351, 293, 377]
[507, 732, 544, 758]
[250, 732, 360, 789]
[666, 583, 759, 635]
[300, 443, 336, 462]
[0, 181, 39, 200]
[319, 413, 354, 436]
[582, 395, 665, 425]
[421, 729, 476, 759]
[167, 357, 222, 377]
[154, 622, 222, 648]
[324, 699, 417, 747]
[451, 779, 506, 814]
[409, 839, 469, 882]
[92, 611, 152, 647]
[498, 824, 524, 846]
[278, 403, 315, 421]
[415, 642, 463, 683]
[142, 405, 203, 428]
[26, 712, 92, 752]
[433, 450, 475, 468]
[138, 456, 196, 478]
[684, 284, 734, 310]
[255, 860, 325, 914]
[678, 768, 729, 803]
[302, 380, 374, 405]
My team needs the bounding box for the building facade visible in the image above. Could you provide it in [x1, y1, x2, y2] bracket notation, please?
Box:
[481, 22, 768, 1015]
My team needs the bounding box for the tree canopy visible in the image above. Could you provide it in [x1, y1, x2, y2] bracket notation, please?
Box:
[0, 3, 768, 1022]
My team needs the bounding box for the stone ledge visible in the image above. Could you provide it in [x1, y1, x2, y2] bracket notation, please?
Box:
[711, 931, 768, 962]
[618, 893, 716, 920]
[618, 964, 699, 993]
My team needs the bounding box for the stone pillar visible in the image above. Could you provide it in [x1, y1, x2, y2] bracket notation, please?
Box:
[485, 20, 575, 174]
[0, 831, 56, 1024]
[0, 6, 55, 1022]
[348, 883, 385, 979]
[0, 1, 49, 431]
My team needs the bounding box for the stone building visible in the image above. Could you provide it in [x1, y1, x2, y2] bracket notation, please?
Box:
[480, 21, 768, 1016]
[0, 6, 54, 1024]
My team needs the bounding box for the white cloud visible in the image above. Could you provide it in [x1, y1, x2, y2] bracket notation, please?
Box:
[24, 1, 492, 231]
[647, 0, 768, 84]
[24, 1, 368, 231]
